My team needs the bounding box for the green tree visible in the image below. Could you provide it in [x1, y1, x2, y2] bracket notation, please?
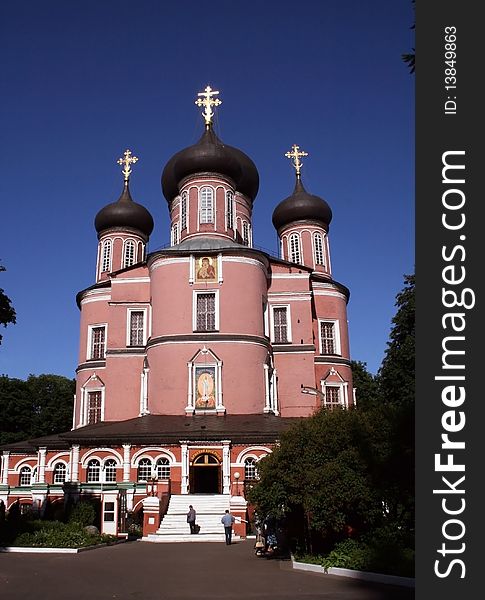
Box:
[402, 0, 415, 74]
[351, 360, 379, 411]
[0, 263, 16, 345]
[0, 374, 75, 445]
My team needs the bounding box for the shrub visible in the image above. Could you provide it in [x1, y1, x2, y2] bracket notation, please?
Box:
[67, 501, 96, 527]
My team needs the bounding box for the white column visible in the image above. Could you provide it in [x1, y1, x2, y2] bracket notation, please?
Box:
[222, 441, 231, 495]
[263, 364, 270, 413]
[216, 361, 224, 413]
[1, 451, 10, 484]
[123, 444, 131, 482]
[271, 369, 279, 415]
[186, 363, 194, 414]
[139, 367, 149, 416]
[181, 444, 189, 494]
[38, 447, 47, 484]
[71, 444, 80, 482]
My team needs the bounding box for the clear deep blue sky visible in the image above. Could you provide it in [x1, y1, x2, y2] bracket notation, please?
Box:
[0, 0, 414, 380]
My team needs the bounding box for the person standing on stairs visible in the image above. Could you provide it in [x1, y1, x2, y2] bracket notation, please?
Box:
[187, 504, 197, 534]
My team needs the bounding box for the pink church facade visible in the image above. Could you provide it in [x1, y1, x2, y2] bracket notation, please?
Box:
[1, 89, 354, 538]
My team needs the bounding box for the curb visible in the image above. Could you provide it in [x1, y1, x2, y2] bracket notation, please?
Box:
[0, 539, 127, 554]
[291, 556, 415, 588]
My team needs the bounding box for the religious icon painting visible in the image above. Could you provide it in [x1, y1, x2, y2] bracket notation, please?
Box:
[195, 366, 216, 409]
[195, 256, 217, 282]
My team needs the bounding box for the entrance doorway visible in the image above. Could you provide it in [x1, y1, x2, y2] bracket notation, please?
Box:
[190, 453, 221, 494]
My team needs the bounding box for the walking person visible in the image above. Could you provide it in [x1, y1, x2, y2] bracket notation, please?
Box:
[187, 504, 196, 534]
[221, 509, 235, 545]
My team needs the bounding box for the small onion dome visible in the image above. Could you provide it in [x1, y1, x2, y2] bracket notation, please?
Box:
[272, 177, 332, 232]
[161, 127, 259, 203]
[95, 181, 154, 237]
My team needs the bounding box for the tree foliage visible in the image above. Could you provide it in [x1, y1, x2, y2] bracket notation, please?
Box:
[0, 374, 75, 445]
[0, 263, 16, 345]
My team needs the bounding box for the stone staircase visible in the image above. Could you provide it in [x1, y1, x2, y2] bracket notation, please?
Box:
[142, 494, 241, 543]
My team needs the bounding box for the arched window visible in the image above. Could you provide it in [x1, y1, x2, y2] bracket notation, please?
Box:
[137, 458, 152, 481]
[242, 221, 250, 246]
[244, 457, 258, 480]
[313, 232, 324, 266]
[156, 457, 170, 480]
[53, 462, 67, 484]
[19, 466, 32, 486]
[101, 239, 112, 272]
[181, 191, 188, 230]
[104, 459, 117, 483]
[226, 191, 234, 229]
[123, 240, 136, 268]
[289, 233, 301, 264]
[171, 223, 179, 246]
[199, 187, 214, 224]
[87, 459, 101, 483]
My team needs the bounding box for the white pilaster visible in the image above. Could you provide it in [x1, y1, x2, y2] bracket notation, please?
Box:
[71, 444, 80, 482]
[181, 444, 189, 494]
[222, 441, 231, 494]
[123, 444, 131, 482]
[263, 364, 270, 412]
[1, 451, 10, 485]
[38, 447, 47, 484]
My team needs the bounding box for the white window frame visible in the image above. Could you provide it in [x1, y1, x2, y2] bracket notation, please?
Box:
[87, 324, 107, 360]
[244, 457, 258, 480]
[86, 389, 103, 425]
[226, 190, 234, 230]
[171, 223, 179, 246]
[199, 186, 214, 224]
[320, 381, 348, 409]
[270, 304, 292, 344]
[86, 459, 101, 483]
[312, 232, 325, 266]
[126, 308, 148, 347]
[193, 290, 220, 332]
[156, 457, 171, 480]
[242, 221, 251, 246]
[19, 466, 33, 486]
[80, 383, 105, 427]
[103, 459, 118, 483]
[123, 239, 136, 269]
[288, 233, 302, 264]
[137, 457, 153, 482]
[101, 239, 113, 273]
[318, 319, 341, 355]
[53, 462, 67, 484]
[181, 191, 188, 231]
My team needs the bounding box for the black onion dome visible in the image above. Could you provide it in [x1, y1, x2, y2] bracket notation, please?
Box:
[161, 127, 259, 202]
[95, 181, 154, 237]
[272, 178, 333, 231]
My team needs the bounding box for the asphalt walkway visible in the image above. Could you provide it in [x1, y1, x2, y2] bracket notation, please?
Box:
[0, 539, 414, 600]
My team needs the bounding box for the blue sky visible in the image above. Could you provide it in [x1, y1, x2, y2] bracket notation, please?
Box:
[0, 0, 414, 379]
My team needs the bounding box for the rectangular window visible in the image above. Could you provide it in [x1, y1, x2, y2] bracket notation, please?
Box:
[129, 311, 145, 346]
[87, 391, 102, 424]
[320, 321, 337, 354]
[90, 326, 106, 359]
[273, 307, 288, 343]
[324, 386, 341, 409]
[104, 501, 115, 522]
[196, 293, 216, 331]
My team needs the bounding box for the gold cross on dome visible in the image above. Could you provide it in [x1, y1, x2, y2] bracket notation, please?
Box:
[285, 144, 309, 177]
[117, 149, 139, 182]
[195, 85, 222, 126]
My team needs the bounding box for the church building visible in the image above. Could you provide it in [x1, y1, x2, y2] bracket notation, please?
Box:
[0, 87, 354, 540]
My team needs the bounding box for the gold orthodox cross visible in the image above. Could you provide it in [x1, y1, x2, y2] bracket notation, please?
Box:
[285, 144, 308, 177]
[117, 149, 139, 182]
[195, 85, 222, 126]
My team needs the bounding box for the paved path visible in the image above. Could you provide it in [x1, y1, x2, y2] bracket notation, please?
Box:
[0, 539, 414, 600]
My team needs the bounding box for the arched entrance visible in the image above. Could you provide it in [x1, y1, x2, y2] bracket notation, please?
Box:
[189, 453, 221, 494]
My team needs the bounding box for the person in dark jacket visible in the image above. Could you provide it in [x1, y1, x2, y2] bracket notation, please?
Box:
[187, 505, 196, 534]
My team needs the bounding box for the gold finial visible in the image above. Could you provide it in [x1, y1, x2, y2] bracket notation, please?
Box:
[285, 144, 308, 177]
[117, 149, 139, 182]
[195, 85, 222, 127]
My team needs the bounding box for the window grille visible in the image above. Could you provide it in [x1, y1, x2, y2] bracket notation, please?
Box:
[171, 224, 179, 246]
[104, 459, 117, 483]
[200, 187, 214, 223]
[129, 311, 144, 346]
[53, 463, 67, 484]
[123, 240, 136, 268]
[242, 221, 250, 246]
[273, 307, 288, 343]
[181, 192, 188, 230]
[90, 326, 106, 359]
[156, 457, 170, 480]
[320, 321, 336, 354]
[87, 459, 101, 483]
[244, 458, 258, 480]
[196, 293, 216, 331]
[137, 458, 152, 481]
[324, 386, 341, 409]
[313, 232, 324, 266]
[101, 240, 112, 272]
[226, 191, 234, 229]
[19, 467, 32, 486]
[289, 233, 301, 264]
[87, 391, 102, 424]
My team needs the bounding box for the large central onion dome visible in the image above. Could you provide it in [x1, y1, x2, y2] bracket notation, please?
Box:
[95, 181, 154, 238]
[272, 177, 333, 232]
[161, 126, 259, 203]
